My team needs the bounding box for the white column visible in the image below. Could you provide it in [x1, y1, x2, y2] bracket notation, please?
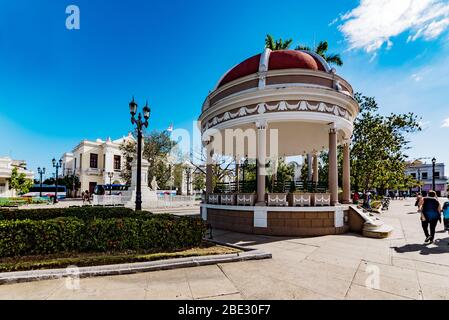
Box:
[328, 124, 339, 206]
[342, 140, 351, 204]
[104, 144, 114, 184]
[205, 141, 213, 196]
[256, 120, 267, 206]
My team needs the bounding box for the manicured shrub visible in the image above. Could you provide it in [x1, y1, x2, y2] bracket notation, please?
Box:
[0, 215, 206, 258]
[0, 206, 149, 221]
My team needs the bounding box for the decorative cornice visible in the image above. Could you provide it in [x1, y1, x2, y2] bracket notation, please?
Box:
[202, 100, 352, 133]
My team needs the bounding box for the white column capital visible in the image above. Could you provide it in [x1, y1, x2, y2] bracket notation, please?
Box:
[328, 122, 337, 133]
[256, 120, 268, 130]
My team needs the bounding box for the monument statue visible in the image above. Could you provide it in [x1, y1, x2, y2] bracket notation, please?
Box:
[151, 176, 159, 191]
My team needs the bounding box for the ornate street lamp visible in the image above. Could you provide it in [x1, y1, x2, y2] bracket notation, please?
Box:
[107, 172, 114, 195]
[129, 96, 150, 211]
[37, 167, 46, 198]
[432, 157, 436, 191]
[185, 167, 192, 196]
[52, 158, 63, 204]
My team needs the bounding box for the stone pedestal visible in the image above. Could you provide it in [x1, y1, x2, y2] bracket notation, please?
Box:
[123, 158, 157, 208]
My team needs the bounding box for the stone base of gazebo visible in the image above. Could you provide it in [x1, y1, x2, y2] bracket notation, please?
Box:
[201, 204, 350, 237]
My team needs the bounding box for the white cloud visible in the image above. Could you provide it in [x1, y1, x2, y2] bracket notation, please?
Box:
[411, 73, 422, 81]
[338, 0, 449, 52]
[442, 118, 449, 128]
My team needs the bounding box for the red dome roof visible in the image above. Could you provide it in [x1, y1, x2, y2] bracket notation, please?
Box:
[219, 54, 261, 88]
[218, 50, 326, 88]
[269, 50, 325, 72]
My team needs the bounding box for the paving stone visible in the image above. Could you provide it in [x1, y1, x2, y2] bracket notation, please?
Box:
[184, 265, 239, 299]
[345, 284, 411, 300]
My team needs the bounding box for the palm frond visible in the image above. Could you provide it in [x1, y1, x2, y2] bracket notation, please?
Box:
[315, 41, 328, 56]
[326, 54, 343, 66]
[265, 34, 275, 50]
[295, 45, 311, 51]
[282, 39, 293, 49]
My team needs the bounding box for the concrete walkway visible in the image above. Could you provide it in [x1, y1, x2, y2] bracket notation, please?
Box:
[1, 199, 449, 300]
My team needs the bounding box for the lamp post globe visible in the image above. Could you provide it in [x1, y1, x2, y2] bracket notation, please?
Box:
[129, 96, 150, 211]
[37, 167, 46, 198]
[432, 157, 436, 192]
[107, 172, 114, 195]
[52, 158, 62, 204]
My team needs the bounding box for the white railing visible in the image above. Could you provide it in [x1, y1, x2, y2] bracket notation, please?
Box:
[93, 194, 197, 209]
[147, 195, 197, 208]
[92, 195, 123, 206]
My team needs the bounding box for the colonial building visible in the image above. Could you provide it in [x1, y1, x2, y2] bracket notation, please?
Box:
[406, 160, 448, 196]
[61, 133, 135, 194]
[0, 157, 34, 198]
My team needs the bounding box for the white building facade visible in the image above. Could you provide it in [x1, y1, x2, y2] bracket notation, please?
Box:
[406, 161, 448, 197]
[0, 157, 34, 198]
[61, 134, 135, 195]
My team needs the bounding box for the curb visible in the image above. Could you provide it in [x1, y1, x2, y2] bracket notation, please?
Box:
[0, 250, 272, 285]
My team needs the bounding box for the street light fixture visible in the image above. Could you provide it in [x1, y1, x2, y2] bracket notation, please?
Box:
[52, 158, 63, 204]
[432, 157, 437, 192]
[107, 172, 114, 195]
[129, 96, 150, 211]
[37, 167, 46, 198]
[185, 167, 192, 196]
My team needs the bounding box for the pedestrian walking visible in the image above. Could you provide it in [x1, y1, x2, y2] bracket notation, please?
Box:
[352, 192, 360, 205]
[415, 192, 424, 212]
[363, 191, 372, 210]
[419, 190, 442, 245]
[442, 195, 449, 244]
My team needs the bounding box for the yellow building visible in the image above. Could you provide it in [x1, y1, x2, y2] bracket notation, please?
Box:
[61, 134, 135, 194]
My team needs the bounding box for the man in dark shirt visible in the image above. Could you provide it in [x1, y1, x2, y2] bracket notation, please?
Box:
[419, 191, 442, 244]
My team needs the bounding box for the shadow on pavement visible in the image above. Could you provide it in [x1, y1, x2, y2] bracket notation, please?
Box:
[212, 229, 366, 248]
[392, 238, 449, 255]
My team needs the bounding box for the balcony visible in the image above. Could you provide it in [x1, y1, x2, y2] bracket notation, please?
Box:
[85, 168, 102, 176]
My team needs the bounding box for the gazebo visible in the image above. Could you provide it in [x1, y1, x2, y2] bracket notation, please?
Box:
[198, 49, 360, 236]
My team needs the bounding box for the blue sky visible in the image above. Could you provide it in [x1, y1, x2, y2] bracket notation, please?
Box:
[1, 0, 449, 179]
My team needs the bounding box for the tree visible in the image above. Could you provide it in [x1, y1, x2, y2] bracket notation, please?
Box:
[119, 139, 136, 185]
[274, 159, 294, 192]
[9, 167, 33, 195]
[295, 41, 343, 66]
[60, 175, 81, 197]
[193, 171, 205, 192]
[265, 34, 292, 50]
[351, 93, 422, 194]
[119, 130, 177, 189]
[144, 130, 177, 189]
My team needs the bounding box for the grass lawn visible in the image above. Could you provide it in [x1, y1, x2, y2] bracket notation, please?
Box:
[0, 242, 241, 273]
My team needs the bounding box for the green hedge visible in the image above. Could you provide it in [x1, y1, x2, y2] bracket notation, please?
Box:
[0, 206, 151, 221]
[0, 215, 206, 258]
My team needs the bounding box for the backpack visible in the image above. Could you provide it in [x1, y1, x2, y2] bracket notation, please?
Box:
[443, 202, 449, 219]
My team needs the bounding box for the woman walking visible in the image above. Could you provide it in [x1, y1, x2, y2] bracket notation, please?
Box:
[415, 192, 424, 212]
[442, 195, 449, 244]
[419, 191, 442, 245]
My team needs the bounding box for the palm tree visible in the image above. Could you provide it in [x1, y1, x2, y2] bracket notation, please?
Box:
[265, 34, 293, 51]
[295, 41, 343, 66]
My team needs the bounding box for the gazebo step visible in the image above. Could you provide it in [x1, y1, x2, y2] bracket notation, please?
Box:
[363, 223, 394, 239]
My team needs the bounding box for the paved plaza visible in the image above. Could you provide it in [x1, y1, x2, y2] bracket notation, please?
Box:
[1, 199, 449, 300]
